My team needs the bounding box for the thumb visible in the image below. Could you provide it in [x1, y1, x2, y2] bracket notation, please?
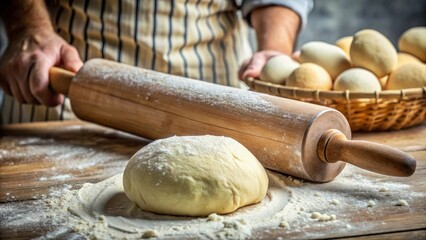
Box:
[60, 45, 83, 73]
[241, 56, 267, 80]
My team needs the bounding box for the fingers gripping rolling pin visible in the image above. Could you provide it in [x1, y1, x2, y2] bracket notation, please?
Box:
[50, 59, 416, 182]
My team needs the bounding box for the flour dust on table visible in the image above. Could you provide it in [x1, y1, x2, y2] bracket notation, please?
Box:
[64, 171, 288, 239]
[1, 165, 422, 239]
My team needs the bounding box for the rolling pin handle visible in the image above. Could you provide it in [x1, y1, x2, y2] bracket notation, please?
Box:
[49, 67, 76, 95]
[318, 129, 416, 177]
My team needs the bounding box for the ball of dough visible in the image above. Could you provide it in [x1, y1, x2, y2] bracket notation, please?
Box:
[397, 52, 421, 67]
[286, 63, 332, 90]
[300, 41, 351, 79]
[398, 27, 426, 62]
[350, 29, 397, 78]
[335, 36, 353, 57]
[334, 68, 381, 92]
[123, 135, 269, 217]
[260, 55, 299, 84]
[386, 62, 426, 90]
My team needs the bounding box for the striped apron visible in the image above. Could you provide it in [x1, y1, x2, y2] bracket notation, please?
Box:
[1, 0, 252, 124]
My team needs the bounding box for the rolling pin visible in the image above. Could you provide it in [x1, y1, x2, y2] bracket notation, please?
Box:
[49, 59, 416, 182]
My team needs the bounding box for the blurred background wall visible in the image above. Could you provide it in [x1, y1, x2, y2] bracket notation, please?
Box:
[296, 0, 426, 49]
[0, 0, 425, 66]
[0, 20, 5, 58]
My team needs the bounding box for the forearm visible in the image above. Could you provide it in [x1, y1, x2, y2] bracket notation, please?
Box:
[0, 0, 53, 38]
[250, 6, 301, 55]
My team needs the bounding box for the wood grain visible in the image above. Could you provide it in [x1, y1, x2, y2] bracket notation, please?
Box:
[341, 229, 426, 240]
[47, 60, 417, 182]
[51, 59, 354, 182]
[0, 121, 149, 202]
[0, 121, 425, 239]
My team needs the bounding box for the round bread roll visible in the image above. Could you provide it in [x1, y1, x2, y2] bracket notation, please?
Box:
[300, 41, 351, 79]
[350, 29, 397, 78]
[123, 135, 269, 217]
[398, 27, 426, 62]
[334, 68, 381, 92]
[260, 55, 299, 84]
[335, 36, 353, 57]
[397, 52, 421, 67]
[286, 63, 332, 90]
[386, 62, 426, 90]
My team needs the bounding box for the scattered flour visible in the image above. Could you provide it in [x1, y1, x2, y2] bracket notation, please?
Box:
[0, 129, 144, 203]
[331, 199, 340, 205]
[278, 220, 290, 229]
[395, 199, 409, 206]
[1, 164, 423, 239]
[207, 213, 224, 222]
[367, 200, 376, 207]
[310, 212, 336, 222]
[63, 172, 289, 239]
[311, 212, 322, 219]
[318, 214, 336, 222]
[142, 229, 159, 238]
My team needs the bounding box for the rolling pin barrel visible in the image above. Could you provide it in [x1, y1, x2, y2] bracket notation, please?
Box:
[49, 59, 416, 182]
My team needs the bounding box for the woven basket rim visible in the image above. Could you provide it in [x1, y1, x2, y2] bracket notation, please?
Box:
[243, 77, 426, 101]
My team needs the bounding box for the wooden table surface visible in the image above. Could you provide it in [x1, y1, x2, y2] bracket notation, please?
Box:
[0, 120, 425, 239]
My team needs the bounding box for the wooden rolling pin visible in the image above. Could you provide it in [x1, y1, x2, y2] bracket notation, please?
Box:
[49, 59, 416, 182]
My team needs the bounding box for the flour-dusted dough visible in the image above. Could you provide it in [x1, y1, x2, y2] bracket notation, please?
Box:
[260, 55, 299, 84]
[398, 27, 426, 62]
[397, 52, 421, 67]
[333, 68, 381, 92]
[350, 29, 397, 78]
[300, 41, 351, 79]
[335, 36, 353, 58]
[123, 135, 269, 217]
[385, 62, 426, 90]
[286, 63, 332, 90]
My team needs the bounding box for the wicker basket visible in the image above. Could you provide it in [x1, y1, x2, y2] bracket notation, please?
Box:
[243, 77, 426, 131]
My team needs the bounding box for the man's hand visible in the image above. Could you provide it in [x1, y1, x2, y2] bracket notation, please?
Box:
[0, 30, 83, 106]
[239, 6, 301, 80]
[0, 0, 83, 106]
[238, 50, 284, 80]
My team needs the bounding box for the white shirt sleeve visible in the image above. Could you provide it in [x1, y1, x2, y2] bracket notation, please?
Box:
[240, 0, 314, 30]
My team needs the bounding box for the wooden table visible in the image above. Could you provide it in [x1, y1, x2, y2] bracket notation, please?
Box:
[0, 121, 425, 239]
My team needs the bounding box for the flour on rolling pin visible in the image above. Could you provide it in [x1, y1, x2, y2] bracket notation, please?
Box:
[3, 165, 420, 239]
[74, 59, 350, 182]
[80, 60, 304, 123]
